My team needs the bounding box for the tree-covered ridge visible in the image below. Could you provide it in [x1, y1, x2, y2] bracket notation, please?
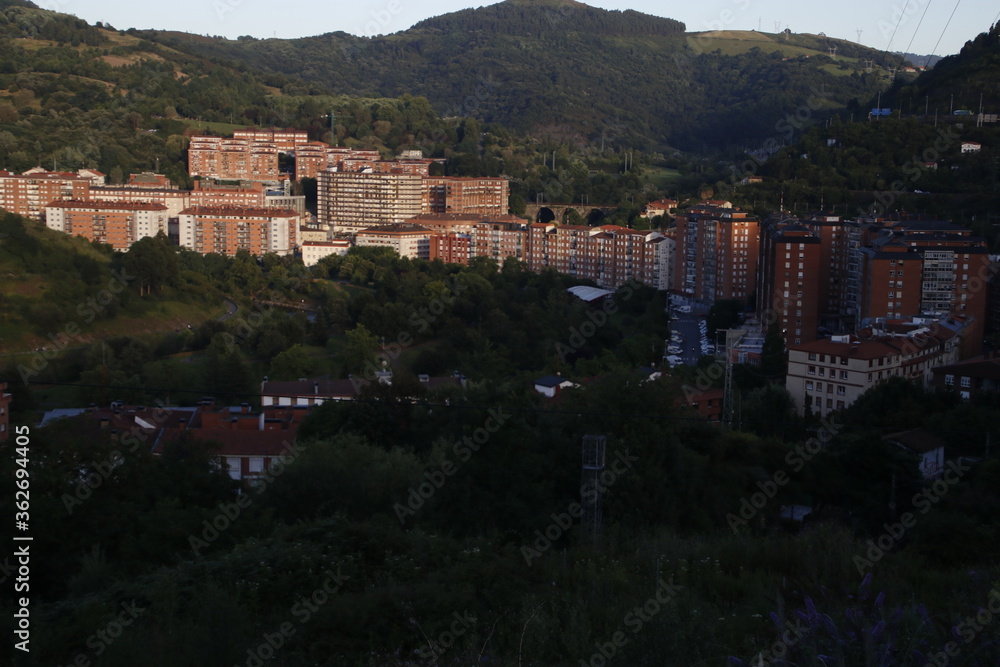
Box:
[141, 4, 896, 151]
[408, 0, 685, 38]
[885, 22, 1000, 115]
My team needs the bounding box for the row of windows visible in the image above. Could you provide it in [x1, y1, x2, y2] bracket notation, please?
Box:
[805, 381, 847, 395]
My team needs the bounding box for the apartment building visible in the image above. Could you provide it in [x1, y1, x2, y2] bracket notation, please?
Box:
[757, 219, 822, 348]
[301, 240, 351, 267]
[232, 128, 309, 153]
[293, 143, 381, 180]
[674, 203, 758, 302]
[525, 223, 667, 289]
[429, 233, 473, 265]
[423, 177, 509, 217]
[178, 206, 298, 256]
[472, 219, 528, 266]
[800, 214, 852, 325]
[89, 186, 190, 219]
[44, 200, 169, 250]
[787, 323, 960, 417]
[317, 171, 424, 234]
[356, 223, 432, 260]
[190, 180, 267, 208]
[854, 220, 990, 357]
[0, 169, 92, 220]
[187, 135, 280, 181]
[127, 172, 174, 188]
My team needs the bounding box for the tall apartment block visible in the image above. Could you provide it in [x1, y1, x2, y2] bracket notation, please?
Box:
[293, 143, 383, 180]
[317, 171, 424, 235]
[178, 206, 299, 256]
[757, 218, 823, 348]
[423, 177, 509, 217]
[673, 203, 758, 302]
[187, 135, 279, 181]
[44, 200, 169, 250]
[0, 169, 92, 220]
[855, 220, 990, 357]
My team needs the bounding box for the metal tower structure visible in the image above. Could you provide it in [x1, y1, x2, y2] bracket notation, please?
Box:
[581, 435, 606, 545]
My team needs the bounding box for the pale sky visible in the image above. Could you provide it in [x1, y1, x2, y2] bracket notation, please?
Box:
[57, 0, 998, 58]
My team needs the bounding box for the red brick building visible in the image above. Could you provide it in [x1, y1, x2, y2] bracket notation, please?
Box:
[178, 205, 299, 256]
[44, 200, 169, 250]
[187, 135, 280, 181]
[0, 169, 92, 220]
[757, 218, 823, 348]
[674, 203, 758, 302]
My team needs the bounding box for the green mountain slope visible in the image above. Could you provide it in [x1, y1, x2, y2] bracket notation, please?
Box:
[143, 0, 908, 151]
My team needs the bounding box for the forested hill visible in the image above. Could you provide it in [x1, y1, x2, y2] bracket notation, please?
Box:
[142, 0, 904, 151]
[886, 22, 1000, 113]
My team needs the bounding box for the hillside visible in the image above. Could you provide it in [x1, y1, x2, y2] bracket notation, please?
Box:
[141, 0, 905, 151]
[887, 23, 1000, 113]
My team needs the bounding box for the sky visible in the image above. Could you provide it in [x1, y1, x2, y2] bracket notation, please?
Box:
[56, 0, 999, 58]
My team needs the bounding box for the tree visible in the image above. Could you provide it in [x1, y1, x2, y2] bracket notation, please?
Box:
[343, 324, 380, 375]
[269, 343, 313, 381]
[760, 320, 787, 380]
[122, 233, 177, 295]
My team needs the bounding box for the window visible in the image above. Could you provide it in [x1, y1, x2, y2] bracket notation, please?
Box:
[960, 376, 971, 388]
[827, 384, 833, 393]
[808, 366, 816, 375]
[840, 357, 848, 366]
[827, 399, 833, 408]
[944, 374, 954, 386]
[808, 352, 817, 361]
[840, 370, 848, 380]
[249, 457, 264, 473]
[837, 386, 845, 395]
[225, 457, 241, 480]
[806, 381, 814, 390]
[837, 400, 845, 410]
[816, 382, 823, 391]
[819, 368, 825, 376]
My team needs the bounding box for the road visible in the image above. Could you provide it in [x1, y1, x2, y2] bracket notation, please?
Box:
[667, 297, 711, 366]
[219, 298, 238, 321]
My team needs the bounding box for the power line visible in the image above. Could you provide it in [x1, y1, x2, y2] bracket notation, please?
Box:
[926, 0, 963, 65]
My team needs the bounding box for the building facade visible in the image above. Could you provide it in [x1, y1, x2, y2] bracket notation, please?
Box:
[178, 206, 298, 256]
[44, 200, 169, 250]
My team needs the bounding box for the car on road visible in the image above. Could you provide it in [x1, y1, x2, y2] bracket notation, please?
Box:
[665, 354, 682, 367]
[667, 345, 683, 355]
[677, 305, 692, 313]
